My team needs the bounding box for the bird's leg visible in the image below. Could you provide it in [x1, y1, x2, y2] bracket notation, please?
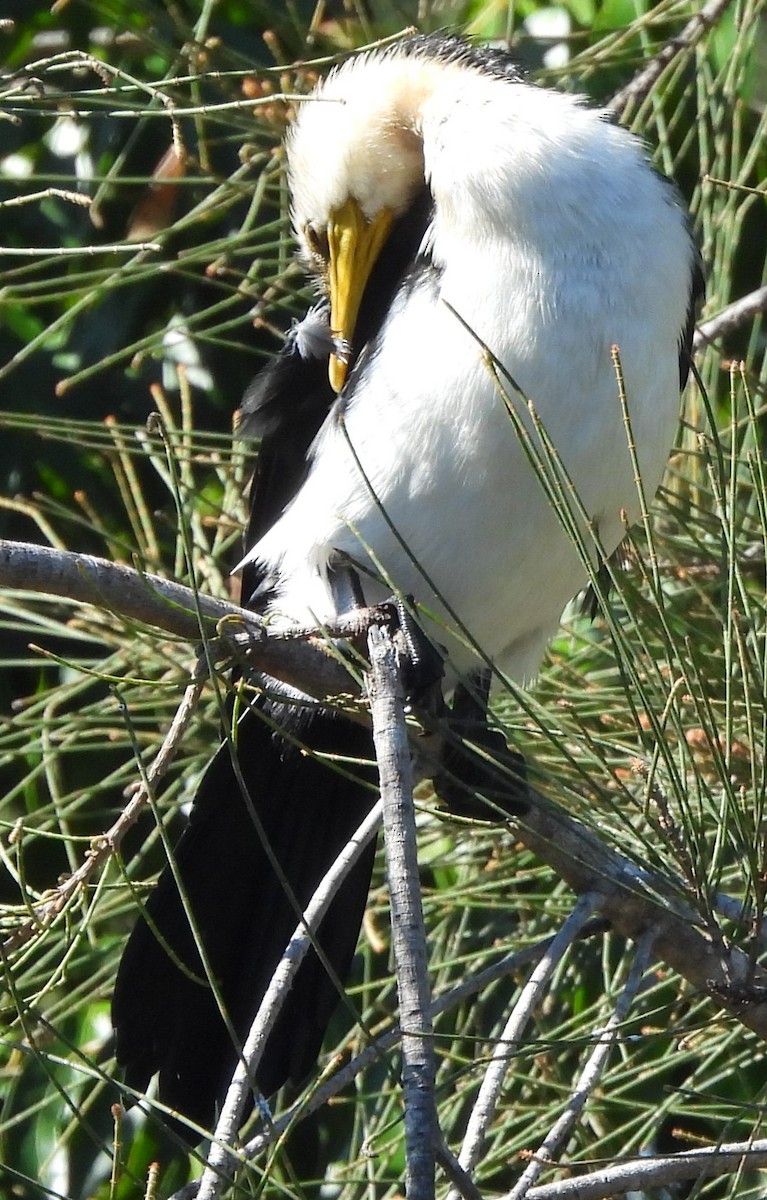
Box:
[329, 565, 529, 821]
[433, 669, 530, 820]
[369, 598, 529, 820]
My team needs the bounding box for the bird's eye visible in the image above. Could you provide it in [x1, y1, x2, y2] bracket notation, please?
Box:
[305, 225, 328, 260]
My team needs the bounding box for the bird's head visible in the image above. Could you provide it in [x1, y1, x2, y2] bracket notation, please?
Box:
[287, 47, 448, 391]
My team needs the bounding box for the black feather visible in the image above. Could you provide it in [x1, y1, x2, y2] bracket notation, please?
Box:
[679, 249, 705, 390]
[112, 703, 376, 1138]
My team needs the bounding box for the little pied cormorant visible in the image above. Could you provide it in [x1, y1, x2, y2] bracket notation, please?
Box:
[112, 33, 702, 1139]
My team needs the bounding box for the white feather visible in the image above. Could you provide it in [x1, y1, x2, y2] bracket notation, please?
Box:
[242, 44, 696, 684]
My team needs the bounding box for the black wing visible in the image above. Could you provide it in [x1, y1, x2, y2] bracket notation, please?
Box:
[112, 701, 377, 1136]
[237, 306, 336, 605]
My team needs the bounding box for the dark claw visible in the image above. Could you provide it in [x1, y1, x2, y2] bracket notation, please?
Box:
[380, 595, 446, 700]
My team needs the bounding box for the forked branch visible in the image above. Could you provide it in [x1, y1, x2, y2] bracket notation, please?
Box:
[4, 536, 767, 1048]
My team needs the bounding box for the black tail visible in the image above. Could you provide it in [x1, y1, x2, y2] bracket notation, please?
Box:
[112, 701, 377, 1139]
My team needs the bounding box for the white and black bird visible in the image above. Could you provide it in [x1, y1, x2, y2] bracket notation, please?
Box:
[112, 33, 702, 1137]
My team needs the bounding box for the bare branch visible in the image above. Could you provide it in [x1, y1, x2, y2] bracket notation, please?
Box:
[524, 1138, 767, 1200]
[0, 537, 374, 698]
[0, 538, 243, 639]
[693, 285, 767, 352]
[367, 624, 437, 1200]
[508, 930, 657, 1199]
[515, 795, 767, 1041]
[451, 894, 600, 1197]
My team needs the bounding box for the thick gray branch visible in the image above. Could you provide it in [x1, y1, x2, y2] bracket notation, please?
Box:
[0, 538, 367, 698]
[367, 625, 437, 1200]
[515, 797, 767, 1040]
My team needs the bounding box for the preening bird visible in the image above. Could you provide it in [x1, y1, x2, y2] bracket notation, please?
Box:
[112, 33, 702, 1138]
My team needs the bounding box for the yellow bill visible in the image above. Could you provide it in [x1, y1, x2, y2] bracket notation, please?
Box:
[327, 198, 393, 393]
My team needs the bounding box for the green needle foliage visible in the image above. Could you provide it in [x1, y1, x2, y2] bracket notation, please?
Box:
[1, 2, 767, 1199]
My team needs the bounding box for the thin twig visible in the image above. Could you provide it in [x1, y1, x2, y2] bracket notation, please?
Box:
[0, 187, 92, 209]
[0, 241, 161, 254]
[508, 929, 658, 1200]
[168, 929, 607, 1199]
[524, 1138, 767, 1200]
[437, 1139, 486, 1200]
[609, 0, 735, 118]
[2, 667, 206, 952]
[693, 286, 767, 352]
[367, 624, 437, 1200]
[451, 894, 600, 1196]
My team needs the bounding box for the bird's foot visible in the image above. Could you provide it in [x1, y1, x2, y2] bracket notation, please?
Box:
[378, 595, 446, 704]
[433, 679, 530, 820]
[369, 604, 529, 819]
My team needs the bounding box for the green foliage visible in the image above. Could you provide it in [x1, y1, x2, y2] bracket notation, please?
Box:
[1, 2, 767, 1199]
